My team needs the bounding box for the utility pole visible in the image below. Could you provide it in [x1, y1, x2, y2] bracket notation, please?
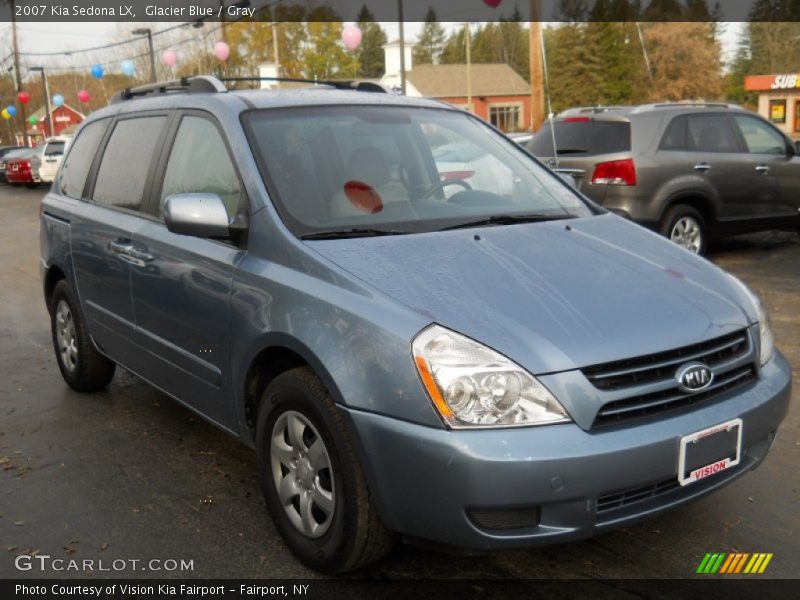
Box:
[10, 0, 29, 145]
[465, 23, 472, 113]
[133, 28, 156, 83]
[29, 67, 52, 139]
[398, 0, 406, 95]
[220, 0, 229, 77]
[528, 0, 545, 131]
[272, 22, 280, 77]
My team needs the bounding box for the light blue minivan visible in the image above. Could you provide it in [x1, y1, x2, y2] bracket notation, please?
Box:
[40, 76, 791, 573]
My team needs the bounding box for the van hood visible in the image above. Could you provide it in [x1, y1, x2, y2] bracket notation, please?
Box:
[307, 214, 755, 374]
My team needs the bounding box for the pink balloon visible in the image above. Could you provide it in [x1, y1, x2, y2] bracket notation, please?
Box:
[77, 90, 90, 103]
[213, 41, 230, 62]
[162, 49, 177, 67]
[484, 0, 503, 6]
[341, 25, 362, 51]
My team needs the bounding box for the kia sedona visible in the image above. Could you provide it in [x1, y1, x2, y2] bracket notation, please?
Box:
[528, 103, 800, 254]
[40, 76, 791, 573]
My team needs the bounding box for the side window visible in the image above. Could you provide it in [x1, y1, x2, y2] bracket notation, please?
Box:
[159, 116, 241, 219]
[92, 116, 166, 211]
[58, 120, 106, 199]
[659, 116, 687, 151]
[686, 115, 739, 153]
[732, 115, 787, 155]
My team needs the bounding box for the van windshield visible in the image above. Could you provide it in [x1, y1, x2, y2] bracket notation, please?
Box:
[243, 106, 594, 238]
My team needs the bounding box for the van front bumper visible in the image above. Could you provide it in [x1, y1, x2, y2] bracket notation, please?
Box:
[343, 352, 791, 550]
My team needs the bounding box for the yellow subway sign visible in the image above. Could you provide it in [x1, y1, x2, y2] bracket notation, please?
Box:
[696, 553, 773, 574]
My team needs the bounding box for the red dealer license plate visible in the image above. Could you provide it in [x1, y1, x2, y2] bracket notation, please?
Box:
[678, 418, 742, 486]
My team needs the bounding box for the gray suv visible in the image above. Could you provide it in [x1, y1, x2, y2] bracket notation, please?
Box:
[528, 103, 800, 254]
[40, 77, 791, 573]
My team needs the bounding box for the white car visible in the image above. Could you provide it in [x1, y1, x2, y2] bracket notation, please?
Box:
[31, 136, 71, 184]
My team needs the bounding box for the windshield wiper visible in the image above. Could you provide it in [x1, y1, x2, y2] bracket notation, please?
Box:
[553, 148, 588, 154]
[440, 213, 575, 231]
[299, 228, 409, 240]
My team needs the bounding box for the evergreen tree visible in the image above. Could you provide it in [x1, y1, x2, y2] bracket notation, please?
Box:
[413, 8, 446, 65]
[440, 27, 468, 64]
[356, 6, 387, 78]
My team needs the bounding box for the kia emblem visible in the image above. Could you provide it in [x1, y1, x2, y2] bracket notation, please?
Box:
[676, 362, 714, 393]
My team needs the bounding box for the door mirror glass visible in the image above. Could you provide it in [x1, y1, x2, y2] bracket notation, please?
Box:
[163, 193, 230, 238]
[794, 140, 800, 156]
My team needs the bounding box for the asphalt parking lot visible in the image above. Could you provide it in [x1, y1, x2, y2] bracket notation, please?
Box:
[0, 184, 798, 580]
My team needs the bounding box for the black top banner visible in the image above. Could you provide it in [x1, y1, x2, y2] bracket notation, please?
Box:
[1, 0, 799, 23]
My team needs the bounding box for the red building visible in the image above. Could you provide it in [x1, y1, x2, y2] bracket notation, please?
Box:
[25, 103, 85, 144]
[380, 41, 533, 133]
[405, 64, 532, 133]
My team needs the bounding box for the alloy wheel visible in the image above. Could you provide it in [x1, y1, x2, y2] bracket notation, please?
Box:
[670, 216, 703, 253]
[55, 300, 78, 372]
[270, 410, 335, 538]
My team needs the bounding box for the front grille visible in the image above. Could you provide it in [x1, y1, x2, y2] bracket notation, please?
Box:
[597, 478, 680, 513]
[584, 330, 755, 427]
[596, 457, 752, 519]
[583, 330, 749, 391]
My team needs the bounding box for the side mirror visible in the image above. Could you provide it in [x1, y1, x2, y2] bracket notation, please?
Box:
[164, 193, 230, 238]
[554, 169, 578, 188]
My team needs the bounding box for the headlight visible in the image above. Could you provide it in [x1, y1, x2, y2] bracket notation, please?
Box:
[729, 276, 774, 366]
[412, 325, 571, 428]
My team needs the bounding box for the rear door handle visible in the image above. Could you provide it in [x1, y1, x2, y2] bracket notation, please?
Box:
[694, 163, 711, 172]
[755, 165, 770, 174]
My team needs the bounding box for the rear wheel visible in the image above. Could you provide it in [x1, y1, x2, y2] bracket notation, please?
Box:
[256, 367, 395, 573]
[660, 204, 707, 255]
[50, 280, 116, 391]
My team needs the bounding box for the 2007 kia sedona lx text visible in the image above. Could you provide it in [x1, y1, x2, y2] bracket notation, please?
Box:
[40, 76, 791, 573]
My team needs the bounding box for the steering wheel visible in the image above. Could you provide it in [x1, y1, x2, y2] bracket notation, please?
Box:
[423, 178, 472, 199]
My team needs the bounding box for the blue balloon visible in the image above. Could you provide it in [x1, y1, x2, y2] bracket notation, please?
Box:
[6, 106, 16, 116]
[53, 94, 65, 107]
[120, 60, 136, 77]
[91, 64, 104, 79]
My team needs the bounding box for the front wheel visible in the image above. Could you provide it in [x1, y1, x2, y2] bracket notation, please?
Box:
[660, 204, 707, 255]
[50, 280, 116, 391]
[256, 367, 395, 573]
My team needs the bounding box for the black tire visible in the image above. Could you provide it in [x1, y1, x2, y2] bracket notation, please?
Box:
[50, 280, 116, 392]
[256, 367, 395, 573]
[25, 183, 37, 189]
[660, 204, 707, 255]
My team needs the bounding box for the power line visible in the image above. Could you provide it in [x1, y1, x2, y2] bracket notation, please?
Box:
[20, 24, 225, 73]
[16, 22, 192, 57]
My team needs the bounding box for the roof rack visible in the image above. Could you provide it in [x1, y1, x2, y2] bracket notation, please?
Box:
[644, 102, 744, 111]
[559, 106, 631, 116]
[109, 75, 226, 103]
[220, 76, 387, 93]
[109, 74, 388, 105]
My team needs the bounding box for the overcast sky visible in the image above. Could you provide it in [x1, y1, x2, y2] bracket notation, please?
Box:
[1, 21, 745, 74]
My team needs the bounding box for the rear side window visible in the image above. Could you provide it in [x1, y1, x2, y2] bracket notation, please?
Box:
[159, 116, 241, 219]
[659, 116, 687, 151]
[686, 115, 739, 153]
[59, 120, 106, 199]
[92, 116, 166, 211]
[528, 120, 630, 156]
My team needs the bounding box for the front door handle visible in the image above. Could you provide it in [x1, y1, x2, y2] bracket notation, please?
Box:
[755, 165, 770, 174]
[126, 248, 154, 262]
[694, 163, 711, 172]
[109, 241, 134, 254]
